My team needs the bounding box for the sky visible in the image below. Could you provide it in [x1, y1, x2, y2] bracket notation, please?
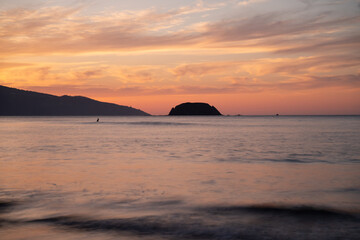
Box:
[0, 0, 359, 115]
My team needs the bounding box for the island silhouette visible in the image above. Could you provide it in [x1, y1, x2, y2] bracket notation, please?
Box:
[169, 102, 222, 115]
[0, 85, 149, 116]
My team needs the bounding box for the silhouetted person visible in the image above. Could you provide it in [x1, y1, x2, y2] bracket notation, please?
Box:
[97, 118, 99, 122]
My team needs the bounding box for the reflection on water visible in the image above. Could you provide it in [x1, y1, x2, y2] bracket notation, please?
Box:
[0, 116, 359, 239]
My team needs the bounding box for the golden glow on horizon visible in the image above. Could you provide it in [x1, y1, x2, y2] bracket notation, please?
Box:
[1, 0, 359, 115]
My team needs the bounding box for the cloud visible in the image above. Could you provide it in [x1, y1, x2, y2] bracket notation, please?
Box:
[0, 62, 33, 69]
[0, 2, 223, 55]
[1, 2, 359, 56]
[171, 62, 238, 77]
[0, 6, 82, 38]
[0, 63, 175, 91]
[258, 55, 360, 75]
[0, 65, 109, 87]
[300, 74, 360, 89]
[5, 52, 358, 98]
[20, 84, 235, 97]
[20, 84, 177, 97]
[238, 0, 267, 6]
[15, 72, 359, 100]
[274, 34, 360, 54]
[169, 54, 360, 79]
[230, 74, 360, 92]
[203, 11, 360, 50]
[0, 6, 190, 55]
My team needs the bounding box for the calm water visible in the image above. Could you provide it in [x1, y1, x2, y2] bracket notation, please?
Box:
[0, 116, 359, 239]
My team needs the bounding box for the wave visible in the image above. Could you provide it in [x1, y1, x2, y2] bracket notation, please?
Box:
[325, 187, 360, 194]
[266, 158, 331, 164]
[83, 121, 194, 126]
[0, 200, 17, 213]
[199, 204, 358, 220]
[2, 201, 359, 240]
[216, 157, 331, 164]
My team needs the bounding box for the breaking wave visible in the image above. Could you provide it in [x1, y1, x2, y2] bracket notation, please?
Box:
[1, 201, 359, 240]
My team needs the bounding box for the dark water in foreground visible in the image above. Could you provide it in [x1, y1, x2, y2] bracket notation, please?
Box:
[0, 116, 359, 239]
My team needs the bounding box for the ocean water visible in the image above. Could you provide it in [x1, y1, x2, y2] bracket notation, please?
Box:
[0, 116, 359, 240]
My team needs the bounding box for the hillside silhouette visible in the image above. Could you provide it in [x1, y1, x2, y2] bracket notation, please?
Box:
[0, 85, 149, 116]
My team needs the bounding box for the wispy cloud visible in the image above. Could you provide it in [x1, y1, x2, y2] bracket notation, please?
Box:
[230, 74, 360, 92]
[0, 62, 33, 69]
[238, 0, 267, 6]
[171, 62, 237, 77]
[1, 2, 358, 55]
[2, 52, 359, 95]
[15, 71, 360, 98]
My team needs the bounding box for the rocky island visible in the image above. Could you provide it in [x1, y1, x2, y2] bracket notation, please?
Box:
[169, 102, 222, 115]
[0, 85, 149, 116]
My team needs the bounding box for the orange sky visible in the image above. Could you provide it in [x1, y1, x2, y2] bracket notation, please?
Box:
[1, 0, 359, 115]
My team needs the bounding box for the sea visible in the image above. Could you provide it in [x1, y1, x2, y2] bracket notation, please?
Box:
[0, 116, 359, 240]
